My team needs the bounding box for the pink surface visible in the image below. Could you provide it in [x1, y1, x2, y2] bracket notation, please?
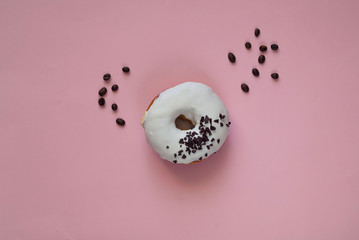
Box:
[1, 0, 359, 239]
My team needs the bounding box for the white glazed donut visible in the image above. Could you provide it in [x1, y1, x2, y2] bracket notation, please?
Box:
[141, 82, 230, 164]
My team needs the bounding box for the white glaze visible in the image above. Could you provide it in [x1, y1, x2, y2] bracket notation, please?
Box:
[142, 82, 230, 164]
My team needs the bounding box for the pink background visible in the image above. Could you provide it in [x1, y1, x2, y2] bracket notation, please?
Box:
[1, 0, 359, 239]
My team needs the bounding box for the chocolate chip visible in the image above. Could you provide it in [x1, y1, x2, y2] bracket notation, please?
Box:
[173, 160, 177, 164]
[103, 73, 111, 81]
[210, 126, 216, 131]
[111, 103, 118, 111]
[228, 122, 231, 125]
[245, 42, 252, 49]
[166, 146, 169, 149]
[271, 73, 279, 79]
[254, 28, 260, 37]
[199, 157, 202, 160]
[228, 52, 236, 63]
[122, 66, 130, 73]
[211, 138, 215, 142]
[205, 153, 208, 157]
[116, 118, 125, 126]
[217, 139, 220, 144]
[259, 45, 267, 52]
[111, 84, 119, 92]
[182, 155, 186, 159]
[174, 154, 177, 158]
[98, 87, 107, 96]
[98, 98, 105, 106]
[258, 55, 265, 64]
[252, 68, 260, 77]
[220, 123, 224, 127]
[214, 119, 219, 123]
[271, 44, 279, 51]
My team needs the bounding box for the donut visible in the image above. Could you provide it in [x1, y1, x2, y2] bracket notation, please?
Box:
[141, 82, 230, 164]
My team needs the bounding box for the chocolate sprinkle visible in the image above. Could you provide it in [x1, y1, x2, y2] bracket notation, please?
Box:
[220, 123, 224, 127]
[199, 157, 202, 160]
[205, 153, 208, 157]
[254, 28, 260, 37]
[259, 45, 267, 52]
[214, 119, 219, 123]
[173, 160, 177, 164]
[252, 68, 260, 77]
[271, 73, 279, 79]
[228, 52, 236, 63]
[111, 103, 118, 111]
[98, 87, 107, 96]
[182, 155, 187, 159]
[98, 98, 105, 106]
[217, 139, 220, 144]
[122, 66, 130, 73]
[245, 42, 252, 49]
[103, 73, 111, 81]
[258, 55, 266, 64]
[116, 118, 125, 126]
[111, 84, 119, 91]
[166, 146, 169, 149]
[241, 83, 249, 93]
[174, 154, 177, 158]
[271, 44, 279, 51]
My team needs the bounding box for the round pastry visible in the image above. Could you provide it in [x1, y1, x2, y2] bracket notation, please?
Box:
[141, 82, 230, 164]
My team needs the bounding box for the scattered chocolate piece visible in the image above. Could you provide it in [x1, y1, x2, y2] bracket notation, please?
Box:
[205, 153, 208, 157]
[228, 122, 231, 125]
[122, 66, 130, 73]
[173, 160, 177, 164]
[220, 123, 224, 127]
[211, 138, 215, 142]
[217, 139, 220, 144]
[252, 68, 260, 77]
[103, 73, 111, 81]
[271, 73, 279, 79]
[258, 55, 266, 64]
[111, 84, 119, 92]
[254, 28, 260, 37]
[228, 52, 236, 63]
[214, 119, 219, 123]
[182, 155, 187, 159]
[271, 44, 279, 51]
[111, 103, 118, 111]
[98, 98, 105, 106]
[116, 118, 125, 126]
[199, 157, 202, 161]
[166, 146, 169, 149]
[245, 42, 252, 49]
[98, 87, 107, 96]
[241, 83, 249, 93]
[174, 153, 177, 158]
[259, 45, 267, 52]
[210, 126, 216, 131]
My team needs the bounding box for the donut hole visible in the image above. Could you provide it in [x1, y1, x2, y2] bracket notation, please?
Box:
[175, 114, 196, 130]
